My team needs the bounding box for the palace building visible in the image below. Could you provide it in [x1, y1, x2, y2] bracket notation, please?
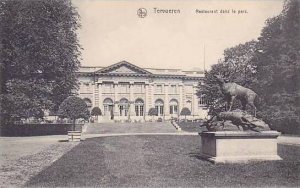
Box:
[77, 61, 207, 122]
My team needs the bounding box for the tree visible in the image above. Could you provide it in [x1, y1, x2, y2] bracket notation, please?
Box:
[198, 41, 258, 116]
[148, 108, 158, 121]
[91, 107, 102, 121]
[180, 107, 191, 121]
[58, 97, 90, 131]
[0, 0, 81, 124]
[252, 0, 300, 132]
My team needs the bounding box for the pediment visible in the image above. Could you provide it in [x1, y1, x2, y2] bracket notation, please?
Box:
[96, 61, 152, 75]
[110, 66, 138, 74]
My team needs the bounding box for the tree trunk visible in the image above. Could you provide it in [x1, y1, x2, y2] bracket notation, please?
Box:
[73, 119, 76, 131]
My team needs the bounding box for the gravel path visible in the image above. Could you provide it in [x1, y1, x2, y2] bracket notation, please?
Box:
[0, 135, 67, 166]
[0, 141, 78, 187]
[26, 135, 300, 187]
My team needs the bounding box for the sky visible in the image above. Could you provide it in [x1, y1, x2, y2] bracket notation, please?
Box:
[73, 0, 284, 70]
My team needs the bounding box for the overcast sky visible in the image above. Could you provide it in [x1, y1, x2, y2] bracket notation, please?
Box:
[73, 0, 284, 70]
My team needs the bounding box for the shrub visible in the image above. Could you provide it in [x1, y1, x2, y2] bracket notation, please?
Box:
[180, 107, 191, 121]
[0, 123, 84, 136]
[148, 108, 158, 121]
[157, 117, 163, 122]
[58, 96, 90, 131]
[91, 107, 102, 122]
[91, 107, 102, 117]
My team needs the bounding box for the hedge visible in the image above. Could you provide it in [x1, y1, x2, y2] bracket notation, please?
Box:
[269, 122, 300, 135]
[0, 123, 83, 137]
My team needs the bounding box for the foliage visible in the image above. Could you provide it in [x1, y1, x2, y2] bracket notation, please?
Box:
[91, 107, 102, 116]
[0, 0, 81, 124]
[180, 108, 191, 116]
[58, 96, 90, 131]
[252, 0, 300, 130]
[1, 123, 75, 136]
[198, 40, 258, 116]
[148, 108, 158, 116]
[198, 0, 300, 133]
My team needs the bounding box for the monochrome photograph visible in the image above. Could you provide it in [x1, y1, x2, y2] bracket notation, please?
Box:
[0, 0, 299, 187]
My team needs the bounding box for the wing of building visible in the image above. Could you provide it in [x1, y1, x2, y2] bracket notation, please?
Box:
[76, 61, 207, 122]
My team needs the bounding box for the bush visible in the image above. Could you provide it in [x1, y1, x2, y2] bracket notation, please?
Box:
[0, 123, 84, 136]
[157, 117, 163, 122]
[253, 105, 300, 135]
[91, 107, 102, 116]
[180, 107, 191, 121]
[148, 108, 158, 116]
[58, 96, 90, 131]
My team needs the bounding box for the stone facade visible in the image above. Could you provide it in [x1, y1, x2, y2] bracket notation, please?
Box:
[77, 61, 207, 122]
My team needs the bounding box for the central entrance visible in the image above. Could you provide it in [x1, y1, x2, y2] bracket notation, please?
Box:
[103, 98, 114, 119]
[155, 99, 164, 117]
[119, 98, 129, 116]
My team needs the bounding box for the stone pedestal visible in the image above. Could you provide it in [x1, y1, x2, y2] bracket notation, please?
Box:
[199, 131, 282, 163]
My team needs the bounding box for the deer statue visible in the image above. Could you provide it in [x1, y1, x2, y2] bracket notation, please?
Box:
[214, 75, 257, 117]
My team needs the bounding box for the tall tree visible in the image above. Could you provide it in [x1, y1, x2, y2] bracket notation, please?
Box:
[0, 0, 81, 123]
[253, 0, 300, 131]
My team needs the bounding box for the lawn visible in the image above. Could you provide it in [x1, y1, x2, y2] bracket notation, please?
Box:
[25, 135, 300, 187]
[178, 121, 207, 132]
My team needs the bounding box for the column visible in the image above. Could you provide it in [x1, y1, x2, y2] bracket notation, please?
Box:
[179, 84, 183, 113]
[164, 83, 169, 118]
[145, 84, 149, 119]
[97, 83, 103, 123]
[114, 82, 119, 116]
[98, 83, 102, 109]
[192, 84, 198, 118]
[150, 83, 154, 108]
[94, 82, 99, 107]
[129, 82, 135, 116]
[91, 83, 95, 107]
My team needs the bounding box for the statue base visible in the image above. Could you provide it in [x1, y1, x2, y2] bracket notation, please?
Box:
[199, 131, 282, 164]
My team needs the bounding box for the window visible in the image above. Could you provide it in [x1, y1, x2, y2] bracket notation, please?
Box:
[169, 85, 177, 94]
[119, 98, 129, 116]
[103, 83, 114, 93]
[155, 99, 164, 116]
[135, 84, 143, 93]
[119, 83, 129, 93]
[103, 98, 113, 116]
[198, 95, 207, 107]
[169, 99, 178, 114]
[81, 83, 91, 93]
[83, 98, 92, 108]
[86, 83, 91, 93]
[185, 85, 193, 94]
[135, 99, 144, 116]
[155, 85, 163, 93]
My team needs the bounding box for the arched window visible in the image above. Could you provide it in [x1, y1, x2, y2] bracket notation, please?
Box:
[119, 98, 129, 116]
[83, 98, 92, 108]
[135, 99, 144, 116]
[103, 98, 113, 116]
[155, 99, 164, 116]
[169, 99, 178, 115]
[198, 95, 207, 106]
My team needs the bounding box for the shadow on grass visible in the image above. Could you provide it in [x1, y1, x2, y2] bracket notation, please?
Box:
[188, 152, 211, 163]
[25, 136, 300, 187]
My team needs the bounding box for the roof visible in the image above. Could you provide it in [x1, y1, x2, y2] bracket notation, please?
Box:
[77, 61, 204, 80]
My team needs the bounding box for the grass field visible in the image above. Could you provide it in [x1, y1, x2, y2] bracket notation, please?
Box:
[178, 121, 207, 132]
[25, 135, 300, 187]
